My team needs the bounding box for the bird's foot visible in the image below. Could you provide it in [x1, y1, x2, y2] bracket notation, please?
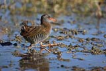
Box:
[40, 42, 61, 53]
[27, 48, 36, 55]
[27, 45, 33, 53]
[40, 47, 51, 53]
[27, 48, 32, 53]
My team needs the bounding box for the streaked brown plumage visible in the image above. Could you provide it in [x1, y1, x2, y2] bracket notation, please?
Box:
[20, 14, 57, 52]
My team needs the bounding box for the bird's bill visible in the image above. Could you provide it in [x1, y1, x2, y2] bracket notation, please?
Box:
[48, 18, 57, 22]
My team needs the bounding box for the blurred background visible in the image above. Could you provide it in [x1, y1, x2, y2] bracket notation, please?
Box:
[0, 0, 106, 71]
[0, 0, 106, 37]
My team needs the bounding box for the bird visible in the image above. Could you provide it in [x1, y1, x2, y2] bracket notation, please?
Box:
[20, 14, 57, 53]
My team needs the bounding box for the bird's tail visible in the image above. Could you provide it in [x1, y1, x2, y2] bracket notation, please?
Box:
[20, 21, 29, 36]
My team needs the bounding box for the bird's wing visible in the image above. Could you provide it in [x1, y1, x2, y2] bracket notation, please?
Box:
[21, 25, 44, 37]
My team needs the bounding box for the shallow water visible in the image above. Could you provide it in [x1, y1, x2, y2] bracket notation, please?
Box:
[0, 15, 106, 71]
[0, 0, 106, 71]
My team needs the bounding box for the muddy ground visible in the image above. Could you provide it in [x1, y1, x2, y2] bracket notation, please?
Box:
[0, 0, 106, 71]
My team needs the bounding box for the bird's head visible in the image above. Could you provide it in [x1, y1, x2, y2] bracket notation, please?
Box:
[41, 14, 57, 24]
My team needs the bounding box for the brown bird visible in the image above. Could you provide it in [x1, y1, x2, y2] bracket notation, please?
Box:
[20, 14, 57, 53]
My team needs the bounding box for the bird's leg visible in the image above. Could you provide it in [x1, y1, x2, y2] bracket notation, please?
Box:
[40, 42, 51, 53]
[28, 44, 33, 53]
[39, 42, 61, 53]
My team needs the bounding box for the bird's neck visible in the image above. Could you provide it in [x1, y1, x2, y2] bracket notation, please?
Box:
[41, 21, 52, 32]
[41, 21, 51, 27]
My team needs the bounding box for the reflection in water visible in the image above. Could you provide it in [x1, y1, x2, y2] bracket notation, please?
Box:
[19, 53, 49, 71]
[95, 2, 103, 33]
